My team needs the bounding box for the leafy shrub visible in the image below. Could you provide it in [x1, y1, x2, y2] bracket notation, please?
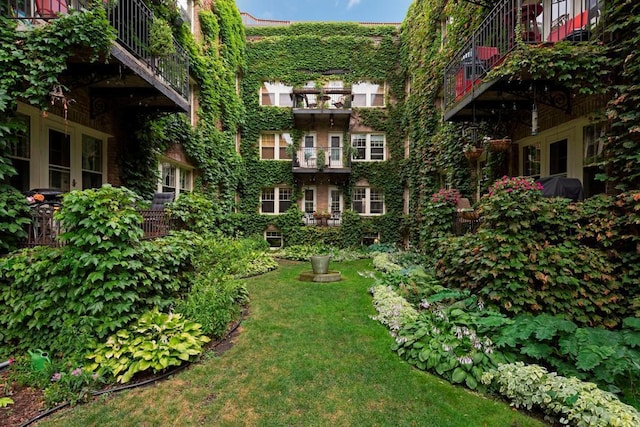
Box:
[420, 188, 460, 252]
[0, 184, 30, 253]
[435, 177, 629, 327]
[167, 191, 232, 234]
[482, 362, 640, 426]
[0, 188, 196, 356]
[174, 277, 248, 338]
[494, 314, 640, 395]
[86, 310, 210, 383]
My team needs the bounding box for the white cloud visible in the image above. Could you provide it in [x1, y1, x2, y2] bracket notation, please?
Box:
[347, 0, 362, 9]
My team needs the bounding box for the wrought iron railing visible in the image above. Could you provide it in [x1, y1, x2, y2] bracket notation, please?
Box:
[295, 146, 348, 169]
[4, 0, 190, 100]
[292, 87, 352, 109]
[19, 207, 173, 247]
[444, 0, 604, 110]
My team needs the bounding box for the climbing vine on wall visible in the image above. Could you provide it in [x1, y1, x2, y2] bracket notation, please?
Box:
[0, 7, 114, 181]
[239, 22, 407, 244]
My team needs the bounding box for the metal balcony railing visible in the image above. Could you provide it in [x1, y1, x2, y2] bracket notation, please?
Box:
[19, 206, 174, 247]
[443, 0, 604, 110]
[295, 146, 348, 169]
[4, 0, 190, 101]
[293, 87, 352, 109]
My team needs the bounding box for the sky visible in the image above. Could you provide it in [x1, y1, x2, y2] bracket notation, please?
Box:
[234, 0, 415, 23]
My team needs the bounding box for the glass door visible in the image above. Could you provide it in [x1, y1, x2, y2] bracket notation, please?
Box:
[48, 129, 71, 191]
[329, 134, 342, 167]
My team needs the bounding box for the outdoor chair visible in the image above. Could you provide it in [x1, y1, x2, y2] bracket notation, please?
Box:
[150, 192, 175, 210]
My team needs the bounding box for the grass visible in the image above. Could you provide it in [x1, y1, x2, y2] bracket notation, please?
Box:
[44, 259, 546, 426]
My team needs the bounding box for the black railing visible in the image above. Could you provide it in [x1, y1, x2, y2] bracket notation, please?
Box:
[4, 0, 189, 100]
[444, 0, 604, 109]
[19, 208, 173, 247]
[292, 87, 352, 109]
[294, 146, 348, 169]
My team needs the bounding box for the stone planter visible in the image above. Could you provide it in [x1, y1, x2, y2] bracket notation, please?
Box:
[310, 255, 331, 274]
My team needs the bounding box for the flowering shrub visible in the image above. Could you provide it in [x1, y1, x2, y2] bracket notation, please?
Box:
[44, 366, 102, 407]
[487, 175, 543, 197]
[431, 188, 461, 205]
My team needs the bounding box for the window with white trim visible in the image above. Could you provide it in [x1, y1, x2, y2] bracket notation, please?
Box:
[160, 162, 193, 196]
[351, 133, 386, 161]
[351, 81, 385, 107]
[81, 134, 103, 190]
[260, 82, 294, 107]
[7, 114, 30, 192]
[261, 186, 292, 214]
[352, 187, 385, 215]
[260, 132, 292, 160]
[264, 230, 283, 249]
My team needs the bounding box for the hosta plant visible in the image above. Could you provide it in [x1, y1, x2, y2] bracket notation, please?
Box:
[86, 310, 210, 383]
[369, 285, 419, 336]
[482, 362, 640, 427]
[392, 304, 507, 391]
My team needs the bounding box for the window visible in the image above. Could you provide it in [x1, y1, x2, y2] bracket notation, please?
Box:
[352, 187, 385, 215]
[351, 133, 386, 161]
[329, 187, 342, 213]
[160, 162, 192, 195]
[303, 187, 316, 213]
[82, 135, 103, 189]
[49, 129, 71, 192]
[583, 123, 606, 197]
[260, 132, 292, 160]
[522, 143, 541, 178]
[261, 187, 291, 214]
[264, 230, 283, 249]
[549, 139, 568, 176]
[260, 82, 294, 107]
[161, 163, 177, 193]
[7, 114, 30, 192]
[351, 82, 385, 107]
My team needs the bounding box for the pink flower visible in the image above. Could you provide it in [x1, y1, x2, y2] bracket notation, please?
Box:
[51, 372, 62, 382]
[71, 368, 83, 376]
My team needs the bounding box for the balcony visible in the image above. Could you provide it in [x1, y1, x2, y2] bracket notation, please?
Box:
[5, 0, 190, 113]
[292, 146, 351, 174]
[292, 87, 352, 129]
[443, 0, 604, 121]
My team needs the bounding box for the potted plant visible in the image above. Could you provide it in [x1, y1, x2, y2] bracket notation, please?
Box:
[149, 18, 176, 59]
[488, 136, 512, 152]
[316, 148, 326, 170]
[463, 143, 483, 160]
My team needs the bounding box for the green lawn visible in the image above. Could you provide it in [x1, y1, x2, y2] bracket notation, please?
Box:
[45, 259, 546, 426]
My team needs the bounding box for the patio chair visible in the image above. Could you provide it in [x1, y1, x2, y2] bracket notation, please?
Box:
[150, 192, 175, 211]
[35, 0, 68, 18]
[329, 210, 341, 226]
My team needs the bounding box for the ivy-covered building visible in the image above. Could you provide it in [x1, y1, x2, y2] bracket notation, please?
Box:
[237, 13, 409, 247]
[1, 0, 197, 198]
[403, 0, 640, 226]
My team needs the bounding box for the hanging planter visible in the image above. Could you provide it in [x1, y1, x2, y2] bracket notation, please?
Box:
[463, 145, 484, 160]
[489, 138, 512, 152]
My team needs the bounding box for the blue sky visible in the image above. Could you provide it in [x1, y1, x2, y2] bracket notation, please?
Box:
[235, 0, 414, 23]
